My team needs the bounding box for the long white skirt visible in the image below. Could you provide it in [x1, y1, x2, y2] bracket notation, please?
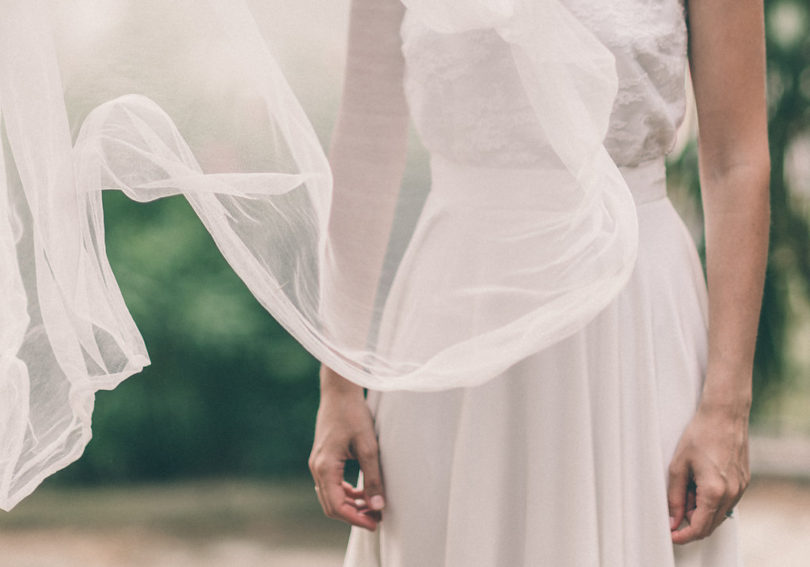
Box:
[343, 158, 741, 566]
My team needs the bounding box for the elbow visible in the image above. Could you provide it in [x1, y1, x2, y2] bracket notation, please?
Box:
[700, 143, 771, 196]
[749, 147, 771, 189]
[698, 143, 771, 222]
[740, 150, 771, 199]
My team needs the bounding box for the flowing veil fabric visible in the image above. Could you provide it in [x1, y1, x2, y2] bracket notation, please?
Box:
[0, 0, 636, 510]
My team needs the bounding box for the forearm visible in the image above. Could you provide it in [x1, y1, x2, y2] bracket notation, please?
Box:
[326, 109, 409, 333]
[688, 0, 769, 414]
[322, 0, 409, 349]
[327, 0, 408, 296]
[700, 160, 770, 411]
[320, 362, 364, 397]
[328, 84, 409, 300]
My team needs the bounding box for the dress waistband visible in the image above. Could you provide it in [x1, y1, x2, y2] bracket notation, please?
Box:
[428, 155, 667, 208]
[619, 158, 667, 206]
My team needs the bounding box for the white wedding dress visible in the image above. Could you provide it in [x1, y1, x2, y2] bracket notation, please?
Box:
[0, 3, 738, 563]
[343, 1, 741, 565]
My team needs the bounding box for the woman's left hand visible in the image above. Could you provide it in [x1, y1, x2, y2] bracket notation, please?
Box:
[667, 397, 750, 544]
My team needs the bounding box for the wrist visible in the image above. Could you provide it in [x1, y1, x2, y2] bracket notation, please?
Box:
[698, 386, 752, 420]
[699, 362, 753, 414]
[319, 365, 364, 398]
[698, 396, 752, 420]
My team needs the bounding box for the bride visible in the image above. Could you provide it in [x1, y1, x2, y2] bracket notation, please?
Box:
[308, 0, 770, 565]
[0, 0, 768, 564]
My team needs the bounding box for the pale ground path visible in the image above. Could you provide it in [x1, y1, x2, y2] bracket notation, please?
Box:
[739, 481, 810, 567]
[2, 462, 810, 567]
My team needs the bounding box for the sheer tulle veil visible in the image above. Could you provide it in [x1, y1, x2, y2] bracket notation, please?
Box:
[0, 0, 637, 509]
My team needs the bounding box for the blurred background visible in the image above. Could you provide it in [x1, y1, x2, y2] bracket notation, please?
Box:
[1, 0, 810, 565]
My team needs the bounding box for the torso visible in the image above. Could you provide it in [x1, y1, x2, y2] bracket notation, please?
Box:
[400, 0, 688, 167]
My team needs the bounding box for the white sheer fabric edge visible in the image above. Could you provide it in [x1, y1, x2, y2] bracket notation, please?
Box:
[0, 0, 638, 510]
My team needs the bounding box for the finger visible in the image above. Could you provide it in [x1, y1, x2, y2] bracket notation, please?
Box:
[346, 496, 370, 515]
[702, 478, 736, 536]
[672, 504, 714, 544]
[667, 459, 690, 531]
[310, 450, 342, 516]
[363, 509, 383, 524]
[344, 496, 383, 523]
[713, 487, 741, 529]
[310, 450, 381, 530]
[334, 500, 380, 530]
[685, 482, 697, 523]
[726, 476, 748, 512]
[720, 503, 737, 525]
[711, 489, 741, 532]
[672, 490, 722, 545]
[344, 488, 384, 526]
[354, 435, 385, 512]
[311, 455, 374, 526]
[309, 453, 333, 517]
[313, 483, 328, 516]
[346, 494, 369, 510]
[706, 505, 731, 541]
[319, 473, 343, 519]
[321, 475, 380, 531]
[342, 481, 366, 499]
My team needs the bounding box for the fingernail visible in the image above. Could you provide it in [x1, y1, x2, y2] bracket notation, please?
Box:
[370, 495, 385, 510]
[669, 516, 678, 530]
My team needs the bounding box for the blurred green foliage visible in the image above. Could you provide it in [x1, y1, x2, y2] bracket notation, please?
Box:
[58, 194, 320, 484]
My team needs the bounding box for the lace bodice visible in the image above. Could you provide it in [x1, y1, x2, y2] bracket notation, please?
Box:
[401, 0, 688, 168]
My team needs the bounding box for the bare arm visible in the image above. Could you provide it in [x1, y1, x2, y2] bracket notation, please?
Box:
[668, 0, 770, 544]
[320, 0, 409, 349]
[309, 0, 408, 531]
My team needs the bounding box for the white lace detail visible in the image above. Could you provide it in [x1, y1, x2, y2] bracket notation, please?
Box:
[401, 0, 688, 168]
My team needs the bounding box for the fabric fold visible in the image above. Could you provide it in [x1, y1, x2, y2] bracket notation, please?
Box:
[2, 0, 637, 509]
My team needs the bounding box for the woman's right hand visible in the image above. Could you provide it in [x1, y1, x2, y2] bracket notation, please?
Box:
[309, 365, 385, 531]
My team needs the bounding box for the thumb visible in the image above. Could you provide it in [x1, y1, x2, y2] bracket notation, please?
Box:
[354, 435, 385, 511]
[667, 458, 689, 532]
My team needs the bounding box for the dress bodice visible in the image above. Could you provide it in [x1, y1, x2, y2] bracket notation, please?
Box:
[400, 0, 688, 168]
